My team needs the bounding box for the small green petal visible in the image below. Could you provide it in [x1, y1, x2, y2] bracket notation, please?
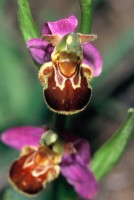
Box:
[90, 108, 134, 181]
[52, 33, 82, 59]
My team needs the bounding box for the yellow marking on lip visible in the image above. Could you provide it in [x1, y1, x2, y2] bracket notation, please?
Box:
[22, 181, 27, 186]
[52, 87, 56, 90]
[62, 99, 65, 104]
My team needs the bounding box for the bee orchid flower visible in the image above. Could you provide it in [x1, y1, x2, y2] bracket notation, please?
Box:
[1, 126, 98, 199]
[27, 16, 103, 115]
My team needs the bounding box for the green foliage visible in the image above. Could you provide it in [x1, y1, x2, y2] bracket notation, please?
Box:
[0, 24, 43, 128]
[17, 0, 39, 41]
[90, 108, 134, 181]
[78, 0, 93, 33]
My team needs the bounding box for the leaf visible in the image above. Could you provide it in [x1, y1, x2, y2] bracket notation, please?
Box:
[90, 108, 134, 181]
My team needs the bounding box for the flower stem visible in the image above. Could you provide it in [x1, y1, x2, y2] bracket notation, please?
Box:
[78, 0, 93, 34]
[52, 114, 67, 132]
[17, 0, 39, 42]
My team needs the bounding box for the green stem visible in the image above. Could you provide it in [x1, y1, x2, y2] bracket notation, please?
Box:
[52, 114, 67, 132]
[17, 0, 39, 42]
[78, 0, 93, 33]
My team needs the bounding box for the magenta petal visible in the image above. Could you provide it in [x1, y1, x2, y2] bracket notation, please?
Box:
[61, 132, 97, 199]
[61, 161, 98, 199]
[74, 139, 91, 165]
[1, 126, 45, 150]
[62, 131, 90, 164]
[26, 38, 54, 64]
[42, 15, 78, 36]
[82, 43, 103, 77]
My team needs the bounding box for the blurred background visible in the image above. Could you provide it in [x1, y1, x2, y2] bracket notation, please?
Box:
[0, 0, 134, 200]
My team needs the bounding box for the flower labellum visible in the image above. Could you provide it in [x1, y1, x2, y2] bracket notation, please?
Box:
[38, 32, 97, 115]
[9, 145, 61, 195]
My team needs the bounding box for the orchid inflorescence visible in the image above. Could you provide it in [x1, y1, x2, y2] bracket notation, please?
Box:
[1, 1, 134, 199]
[1, 13, 103, 200]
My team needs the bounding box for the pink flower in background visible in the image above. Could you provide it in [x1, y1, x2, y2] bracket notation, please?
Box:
[1, 126, 98, 199]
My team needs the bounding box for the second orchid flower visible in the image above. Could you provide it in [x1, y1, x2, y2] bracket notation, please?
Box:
[1, 126, 98, 199]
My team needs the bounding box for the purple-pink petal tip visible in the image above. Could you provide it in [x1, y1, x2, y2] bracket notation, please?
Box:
[42, 15, 78, 36]
[61, 133, 98, 199]
[82, 43, 103, 77]
[1, 126, 45, 150]
[26, 38, 54, 64]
